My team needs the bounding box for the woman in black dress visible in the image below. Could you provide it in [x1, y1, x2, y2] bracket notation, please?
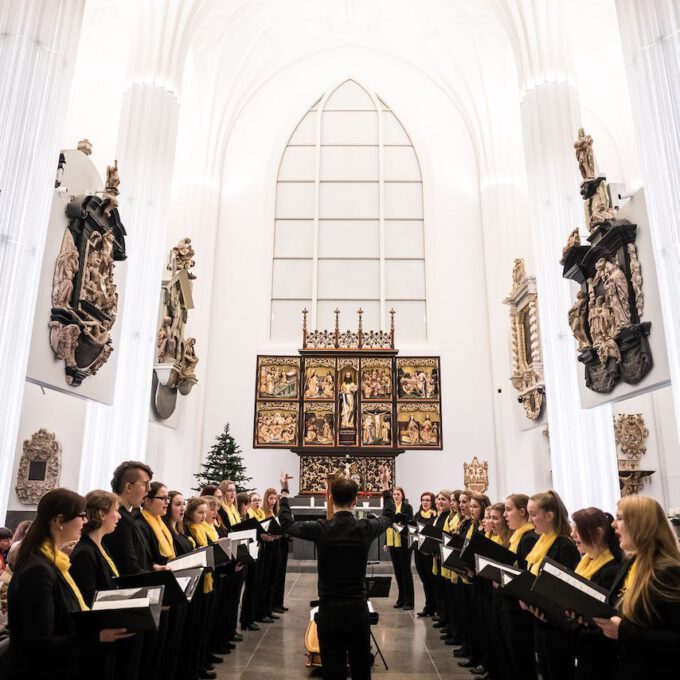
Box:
[414, 491, 437, 617]
[384, 486, 414, 610]
[593, 495, 680, 680]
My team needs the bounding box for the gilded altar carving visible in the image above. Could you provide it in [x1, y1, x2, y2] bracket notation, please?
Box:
[49, 171, 126, 386]
[463, 457, 489, 494]
[503, 258, 544, 419]
[562, 130, 652, 393]
[152, 239, 199, 419]
[15, 429, 62, 505]
[299, 456, 395, 495]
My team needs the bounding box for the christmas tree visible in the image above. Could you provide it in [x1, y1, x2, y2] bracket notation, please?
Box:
[193, 424, 253, 492]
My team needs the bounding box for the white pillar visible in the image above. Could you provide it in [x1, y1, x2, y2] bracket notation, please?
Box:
[500, 0, 620, 512]
[615, 0, 680, 444]
[0, 0, 85, 521]
[79, 1, 195, 492]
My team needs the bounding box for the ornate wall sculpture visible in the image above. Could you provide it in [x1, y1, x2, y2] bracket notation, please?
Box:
[503, 258, 545, 419]
[463, 457, 489, 493]
[299, 455, 396, 495]
[49, 159, 127, 386]
[562, 129, 652, 393]
[152, 239, 199, 419]
[614, 413, 654, 496]
[15, 429, 61, 505]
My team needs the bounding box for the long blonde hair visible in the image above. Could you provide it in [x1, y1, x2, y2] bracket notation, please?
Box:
[262, 488, 279, 517]
[530, 490, 571, 537]
[619, 496, 680, 626]
[491, 502, 511, 546]
[218, 479, 236, 505]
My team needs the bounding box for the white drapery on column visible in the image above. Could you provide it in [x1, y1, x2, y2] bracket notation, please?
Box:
[78, 1, 198, 493]
[498, 0, 620, 513]
[0, 0, 85, 521]
[615, 0, 680, 443]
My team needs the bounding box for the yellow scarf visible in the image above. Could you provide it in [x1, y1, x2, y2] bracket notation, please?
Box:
[526, 532, 558, 575]
[623, 557, 638, 594]
[450, 513, 461, 532]
[491, 534, 504, 545]
[440, 514, 454, 580]
[575, 549, 615, 581]
[465, 522, 475, 540]
[509, 522, 535, 554]
[221, 501, 240, 526]
[202, 520, 219, 543]
[42, 541, 89, 612]
[189, 523, 213, 593]
[419, 509, 435, 520]
[141, 510, 176, 560]
[386, 502, 403, 548]
[248, 508, 266, 521]
[96, 542, 119, 578]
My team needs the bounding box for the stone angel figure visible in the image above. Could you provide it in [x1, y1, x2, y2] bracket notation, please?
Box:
[574, 127, 595, 180]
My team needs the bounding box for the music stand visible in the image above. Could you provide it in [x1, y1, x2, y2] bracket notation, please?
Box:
[364, 563, 390, 670]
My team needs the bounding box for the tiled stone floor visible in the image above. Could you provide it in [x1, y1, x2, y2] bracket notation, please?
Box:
[215, 571, 475, 679]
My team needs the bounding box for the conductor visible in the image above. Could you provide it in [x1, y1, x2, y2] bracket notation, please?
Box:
[278, 466, 395, 680]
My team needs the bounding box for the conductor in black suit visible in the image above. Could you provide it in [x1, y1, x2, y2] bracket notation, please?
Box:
[278, 465, 395, 680]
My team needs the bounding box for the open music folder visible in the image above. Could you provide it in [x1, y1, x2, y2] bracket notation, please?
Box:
[499, 570, 569, 624]
[459, 532, 517, 568]
[532, 557, 617, 621]
[260, 516, 284, 535]
[167, 545, 214, 572]
[73, 585, 164, 632]
[475, 555, 521, 585]
[117, 567, 203, 605]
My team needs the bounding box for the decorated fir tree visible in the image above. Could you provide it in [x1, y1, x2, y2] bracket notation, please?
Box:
[193, 424, 253, 492]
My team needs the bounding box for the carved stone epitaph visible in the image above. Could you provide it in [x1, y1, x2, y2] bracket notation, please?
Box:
[463, 457, 489, 494]
[614, 413, 653, 496]
[152, 240, 199, 419]
[15, 429, 62, 505]
[49, 164, 127, 386]
[503, 258, 545, 419]
[562, 130, 652, 393]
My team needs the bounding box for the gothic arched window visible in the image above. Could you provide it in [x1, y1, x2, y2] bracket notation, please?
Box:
[271, 79, 426, 342]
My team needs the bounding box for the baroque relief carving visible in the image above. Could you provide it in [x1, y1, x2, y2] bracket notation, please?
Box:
[503, 258, 545, 419]
[463, 457, 489, 494]
[49, 163, 127, 386]
[299, 455, 395, 495]
[562, 129, 652, 393]
[152, 239, 199, 419]
[15, 429, 62, 505]
[614, 413, 653, 497]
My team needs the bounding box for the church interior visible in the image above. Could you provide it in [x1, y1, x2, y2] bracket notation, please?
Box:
[1, 1, 680, 679]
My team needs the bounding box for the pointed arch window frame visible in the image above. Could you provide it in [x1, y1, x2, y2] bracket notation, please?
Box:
[271, 78, 427, 340]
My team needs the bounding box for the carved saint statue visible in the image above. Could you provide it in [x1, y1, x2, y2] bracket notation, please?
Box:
[589, 201, 617, 229]
[52, 231, 79, 308]
[568, 290, 590, 350]
[604, 260, 631, 331]
[157, 316, 177, 363]
[574, 127, 595, 180]
[560, 228, 581, 265]
[627, 243, 644, 317]
[339, 372, 357, 427]
[588, 294, 613, 345]
[172, 238, 197, 278]
[103, 160, 120, 216]
[179, 337, 198, 381]
[49, 322, 80, 369]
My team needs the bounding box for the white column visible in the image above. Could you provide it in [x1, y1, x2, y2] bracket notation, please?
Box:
[615, 0, 680, 443]
[0, 0, 85, 521]
[500, 0, 620, 512]
[79, 2, 195, 492]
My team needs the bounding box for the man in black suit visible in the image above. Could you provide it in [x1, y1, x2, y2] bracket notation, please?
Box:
[278, 466, 394, 680]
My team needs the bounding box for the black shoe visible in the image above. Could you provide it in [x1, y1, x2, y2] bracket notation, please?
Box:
[393, 602, 403, 608]
[416, 610, 431, 617]
[458, 659, 478, 668]
[207, 655, 223, 664]
[444, 638, 459, 646]
[199, 672, 217, 680]
[402, 604, 413, 610]
[432, 621, 447, 628]
[471, 666, 487, 676]
[271, 614, 280, 619]
[257, 616, 275, 623]
[242, 623, 260, 631]
[214, 646, 232, 654]
[273, 607, 286, 613]
[453, 648, 470, 658]
[230, 633, 244, 642]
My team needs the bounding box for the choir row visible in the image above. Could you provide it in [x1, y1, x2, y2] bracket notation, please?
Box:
[385, 488, 680, 680]
[0, 460, 288, 680]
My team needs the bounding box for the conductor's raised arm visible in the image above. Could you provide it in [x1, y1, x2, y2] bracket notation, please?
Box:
[277, 471, 323, 541]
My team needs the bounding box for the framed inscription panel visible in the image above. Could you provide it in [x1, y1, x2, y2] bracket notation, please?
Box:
[256, 356, 300, 400]
[396, 403, 442, 449]
[396, 357, 440, 400]
[254, 401, 299, 448]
